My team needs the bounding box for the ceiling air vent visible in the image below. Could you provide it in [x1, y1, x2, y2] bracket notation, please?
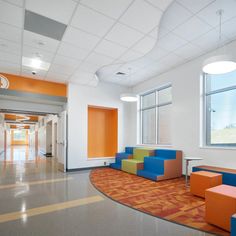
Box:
[116, 72, 126, 76]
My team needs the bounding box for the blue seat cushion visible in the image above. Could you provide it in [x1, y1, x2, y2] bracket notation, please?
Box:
[110, 163, 121, 170]
[115, 153, 130, 164]
[125, 147, 135, 154]
[137, 170, 160, 181]
[231, 215, 236, 236]
[155, 149, 176, 159]
[143, 157, 164, 175]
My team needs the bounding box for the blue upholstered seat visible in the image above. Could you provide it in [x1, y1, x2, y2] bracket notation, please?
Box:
[137, 150, 179, 181]
[110, 147, 135, 170]
[137, 157, 164, 181]
[192, 166, 236, 187]
[231, 215, 236, 236]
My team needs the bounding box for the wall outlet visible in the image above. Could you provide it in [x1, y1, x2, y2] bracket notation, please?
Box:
[104, 161, 107, 166]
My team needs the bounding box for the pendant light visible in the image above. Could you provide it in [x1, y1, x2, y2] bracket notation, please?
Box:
[120, 68, 137, 102]
[120, 93, 137, 102]
[202, 9, 236, 74]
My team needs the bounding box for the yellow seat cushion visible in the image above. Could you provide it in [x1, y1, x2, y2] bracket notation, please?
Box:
[122, 159, 144, 175]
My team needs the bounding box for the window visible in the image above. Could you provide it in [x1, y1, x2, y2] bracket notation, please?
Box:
[140, 85, 172, 145]
[13, 130, 27, 141]
[203, 70, 236, 147]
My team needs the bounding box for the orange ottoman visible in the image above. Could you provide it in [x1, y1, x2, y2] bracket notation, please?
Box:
[190, 171, 222, 198]
[205, 185, 236, 231]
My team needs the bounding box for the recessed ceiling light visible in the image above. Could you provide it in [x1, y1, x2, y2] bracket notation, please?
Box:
[22, 56, 50, 71]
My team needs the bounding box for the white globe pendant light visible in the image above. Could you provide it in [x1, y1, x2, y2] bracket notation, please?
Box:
[202, 10, 236, 75]
[120, 93, 137, 102]
[119, 68, 138, 102]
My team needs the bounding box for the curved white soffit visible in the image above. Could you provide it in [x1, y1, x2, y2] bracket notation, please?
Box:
[97, 0, 236, 87]
[96, 0, 175, 87]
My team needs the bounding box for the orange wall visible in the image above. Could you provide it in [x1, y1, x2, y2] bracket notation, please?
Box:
[1, 73, 67, 97]
[11, 130, 29, 145]
[88, 106, 118, 158]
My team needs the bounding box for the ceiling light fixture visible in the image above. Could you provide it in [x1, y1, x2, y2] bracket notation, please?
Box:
[22, 56, 50, 71]
[120, 68, 137, 102]
[202, 9, 236, 74]
[120, 93, 138, 102]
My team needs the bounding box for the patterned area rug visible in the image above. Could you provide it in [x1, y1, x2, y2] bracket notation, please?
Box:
[90, 168, 229, 236]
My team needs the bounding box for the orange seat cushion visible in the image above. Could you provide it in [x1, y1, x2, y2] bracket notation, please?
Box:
[190, 171, 222, 198]
[205, 185, 236, 231]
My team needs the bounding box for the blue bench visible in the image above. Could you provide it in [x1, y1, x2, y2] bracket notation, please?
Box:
[137, 149, 182, 181]
[232, 215, 236, 236]
[192, 166, 236, 187]
[110, 147, 134, 170]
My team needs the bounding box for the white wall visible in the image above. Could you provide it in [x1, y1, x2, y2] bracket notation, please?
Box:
[37, 115, 58, 156]
[67, 82, 127, 169]
[128, 40, 236, 173]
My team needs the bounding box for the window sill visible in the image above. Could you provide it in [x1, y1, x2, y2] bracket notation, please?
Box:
[87, 157, 115, 161]
[137, 144, 172, 148]
[200, 146, 236, 150]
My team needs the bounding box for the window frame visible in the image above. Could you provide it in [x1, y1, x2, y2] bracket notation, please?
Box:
[139, 84, 172, 145]
[203, 72, 236, 147]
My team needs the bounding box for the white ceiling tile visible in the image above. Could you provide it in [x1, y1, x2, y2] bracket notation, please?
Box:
[46, 72, 70, 82]
[0, 60, 20, 72]
[146, 46, 169, 61]
[177, 0, 215, 14]
[158, 26, 170, 39]
[0, 1, 23, 28]
[158, 52, 185, 67]
[0, 22, 22, 43]
[71, 4, 115, 37]
[70, 71, 93, 84]
[173, 16, 212, 41]
[3, 0, 24, 7]
[105, 23, 144, 48]
[197, 0, 236, 27]
[57, 42, 90, 60]
[62, 26, 100, 50]
[23, 45, 54, 63]
[53, 55, 81, 68]
[48, 63, 76, 76]
[157, 32, 187, 51]
[21, 66, 47, 79]
[23, 30, 60, 53]
[84, 52, 114, 66]
[192, 28, 228, 52]
[120, 0, 163, 34]
[25, 0, 77, 24]
[222, 17, 236, 40]
[119, 49, 143, 61]
[145, 0, 173, 11]
[149, 27, 158, 39]
[132, 36, 156, 54]
[0, 38, 21, 55]
[174, 43, 204, 60]
[94, 39, 128, 59]
[0, 51, 21, 64]
[78, 62, 101, 73]
[80, 0, 133, 19]
[160, 2, 192, 31]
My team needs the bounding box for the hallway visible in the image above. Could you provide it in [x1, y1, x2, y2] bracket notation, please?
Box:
[0, 145, 210, 236]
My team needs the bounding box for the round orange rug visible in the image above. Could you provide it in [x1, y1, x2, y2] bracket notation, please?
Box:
[90, 168, 229, 236]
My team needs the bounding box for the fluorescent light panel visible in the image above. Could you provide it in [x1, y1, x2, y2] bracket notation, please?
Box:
[22, 57, 50, 71]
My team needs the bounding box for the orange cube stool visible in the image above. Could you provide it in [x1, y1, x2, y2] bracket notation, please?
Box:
[205, 185, 236, 231]
[190, 171, 222, 198]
